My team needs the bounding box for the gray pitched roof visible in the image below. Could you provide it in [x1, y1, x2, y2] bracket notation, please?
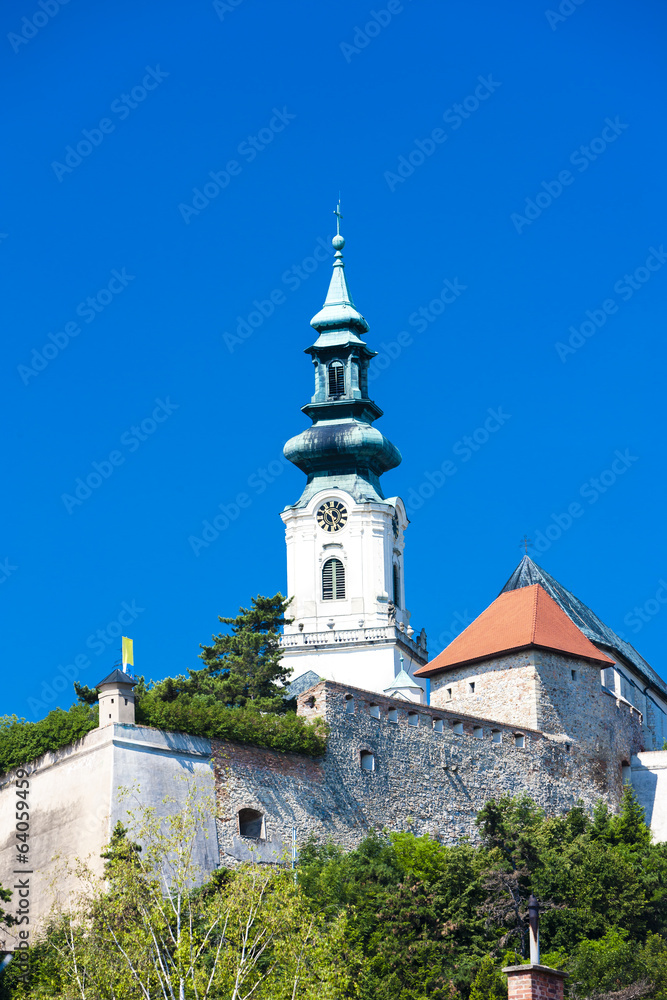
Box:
[500, 556, 667, 698]
[95, 668, 137, 688]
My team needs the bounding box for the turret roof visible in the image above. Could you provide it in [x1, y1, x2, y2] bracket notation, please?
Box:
[95, 668, 137, 688]
[415, 583, 614, 677]
[500, 556, 667, 697]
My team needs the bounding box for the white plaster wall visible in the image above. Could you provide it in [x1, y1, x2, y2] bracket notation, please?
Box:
[282, 641, 426, 697]
[0, 727, 113, 945]
[631, 750, 667, 842]
[109, 725, 219, 882]
[0, 725, 219, 945]
[282, 490, 410, 632]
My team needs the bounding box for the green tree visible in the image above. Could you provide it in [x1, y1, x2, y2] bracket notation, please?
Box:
[198, 593, 293, 712]
[18, 781, 348, 1000]
[469, 956, 506, 1000]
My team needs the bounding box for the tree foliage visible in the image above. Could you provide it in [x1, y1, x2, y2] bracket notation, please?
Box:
[0, 705, 98, 778]
[3, 791, 667, 999]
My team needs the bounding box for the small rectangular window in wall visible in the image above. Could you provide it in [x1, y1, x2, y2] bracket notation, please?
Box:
[370, 704, 380, 719]
[452, 721, 463, 735]
[473, 726, 483, 739]
[408, 712, 419, 727]
[492, 730, 502, 744]
[469, 682, 475, 693]
[433, 718, 443, 733]
[514, 734, 525, 748]
[446, 688, 452, 701]
[571, 669, 577, 681]
[388, 708, 398, 723]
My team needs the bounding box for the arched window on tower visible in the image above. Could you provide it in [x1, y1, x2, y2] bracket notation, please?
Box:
[328, 361, 345, 397]
[322, 558, 345, 600]
[392, 563, 400, 606]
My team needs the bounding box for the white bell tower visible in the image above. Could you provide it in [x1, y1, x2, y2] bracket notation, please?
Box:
[279, 208, 428, 696]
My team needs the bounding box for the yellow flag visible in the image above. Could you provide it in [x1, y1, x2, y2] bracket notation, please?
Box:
[122, 636, 134, 669]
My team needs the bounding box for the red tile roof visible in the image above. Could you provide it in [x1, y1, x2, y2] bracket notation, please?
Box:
[415, 583, 614, 677]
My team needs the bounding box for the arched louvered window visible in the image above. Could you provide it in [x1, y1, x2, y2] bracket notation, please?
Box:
[328, 361, 345, 397]
[322, 558, 345, 600]
[392, 564, 400, 605]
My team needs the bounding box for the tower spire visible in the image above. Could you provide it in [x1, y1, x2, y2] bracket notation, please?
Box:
[282, 210, 401, 507]
[310, 206, 368, 335]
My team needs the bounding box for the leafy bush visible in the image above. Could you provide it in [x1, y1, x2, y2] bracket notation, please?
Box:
[0, 704, 98, 777]
[136, 693, 327, 756]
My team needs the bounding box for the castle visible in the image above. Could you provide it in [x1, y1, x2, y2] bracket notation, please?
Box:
[2, 215, 667, 942]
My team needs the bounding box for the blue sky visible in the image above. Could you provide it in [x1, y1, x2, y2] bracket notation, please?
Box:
[2, 0, 666, 719]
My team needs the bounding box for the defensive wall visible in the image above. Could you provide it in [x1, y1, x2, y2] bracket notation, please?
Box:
[0, 680, 652, 941]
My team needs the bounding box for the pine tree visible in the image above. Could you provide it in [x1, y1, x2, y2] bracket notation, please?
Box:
[469, 956, 507, 1000]
[612, 784, 652, 850]
[198, 593, 293, 713]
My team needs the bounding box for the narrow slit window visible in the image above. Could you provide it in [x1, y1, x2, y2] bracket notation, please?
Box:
[345, 695, 355, 715]
[328, 361, 345, 397]
[392, 564, 400, 605]
[446, 687, 452, 701]
[322, 558, 345, 600]
[469, 682, 475, 694]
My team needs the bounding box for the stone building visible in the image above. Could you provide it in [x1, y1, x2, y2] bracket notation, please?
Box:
[1, 213, 666, 941]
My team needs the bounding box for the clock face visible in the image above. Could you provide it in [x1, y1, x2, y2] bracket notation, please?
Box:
[317, 500, 348, 532]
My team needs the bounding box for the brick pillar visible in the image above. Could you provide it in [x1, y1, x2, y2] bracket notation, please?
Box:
[503, 964, 568, 1000]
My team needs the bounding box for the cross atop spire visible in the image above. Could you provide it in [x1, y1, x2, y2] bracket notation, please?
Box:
[334, 199, 343, 237]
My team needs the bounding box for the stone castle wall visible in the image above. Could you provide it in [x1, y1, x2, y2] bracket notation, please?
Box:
[0, 681, 648, 939]
[428, 649, 644, 807]
[211, 680, 638, 863]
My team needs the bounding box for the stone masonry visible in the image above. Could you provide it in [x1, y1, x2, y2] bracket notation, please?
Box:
[211, 679, 642, 864]
[429, 649, 644, 807]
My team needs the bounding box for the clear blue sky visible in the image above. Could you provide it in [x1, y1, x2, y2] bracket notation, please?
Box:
[3, 0, 666, 719]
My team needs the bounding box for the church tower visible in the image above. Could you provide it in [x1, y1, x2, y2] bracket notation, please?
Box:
[280, 209, 428, 697]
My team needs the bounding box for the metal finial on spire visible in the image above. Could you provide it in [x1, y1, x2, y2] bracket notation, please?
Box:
[520, 535, 532, 555]
[333, 199, 345, 250]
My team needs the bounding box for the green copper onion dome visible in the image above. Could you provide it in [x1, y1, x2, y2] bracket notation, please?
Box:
[283, 207, 401, 507]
